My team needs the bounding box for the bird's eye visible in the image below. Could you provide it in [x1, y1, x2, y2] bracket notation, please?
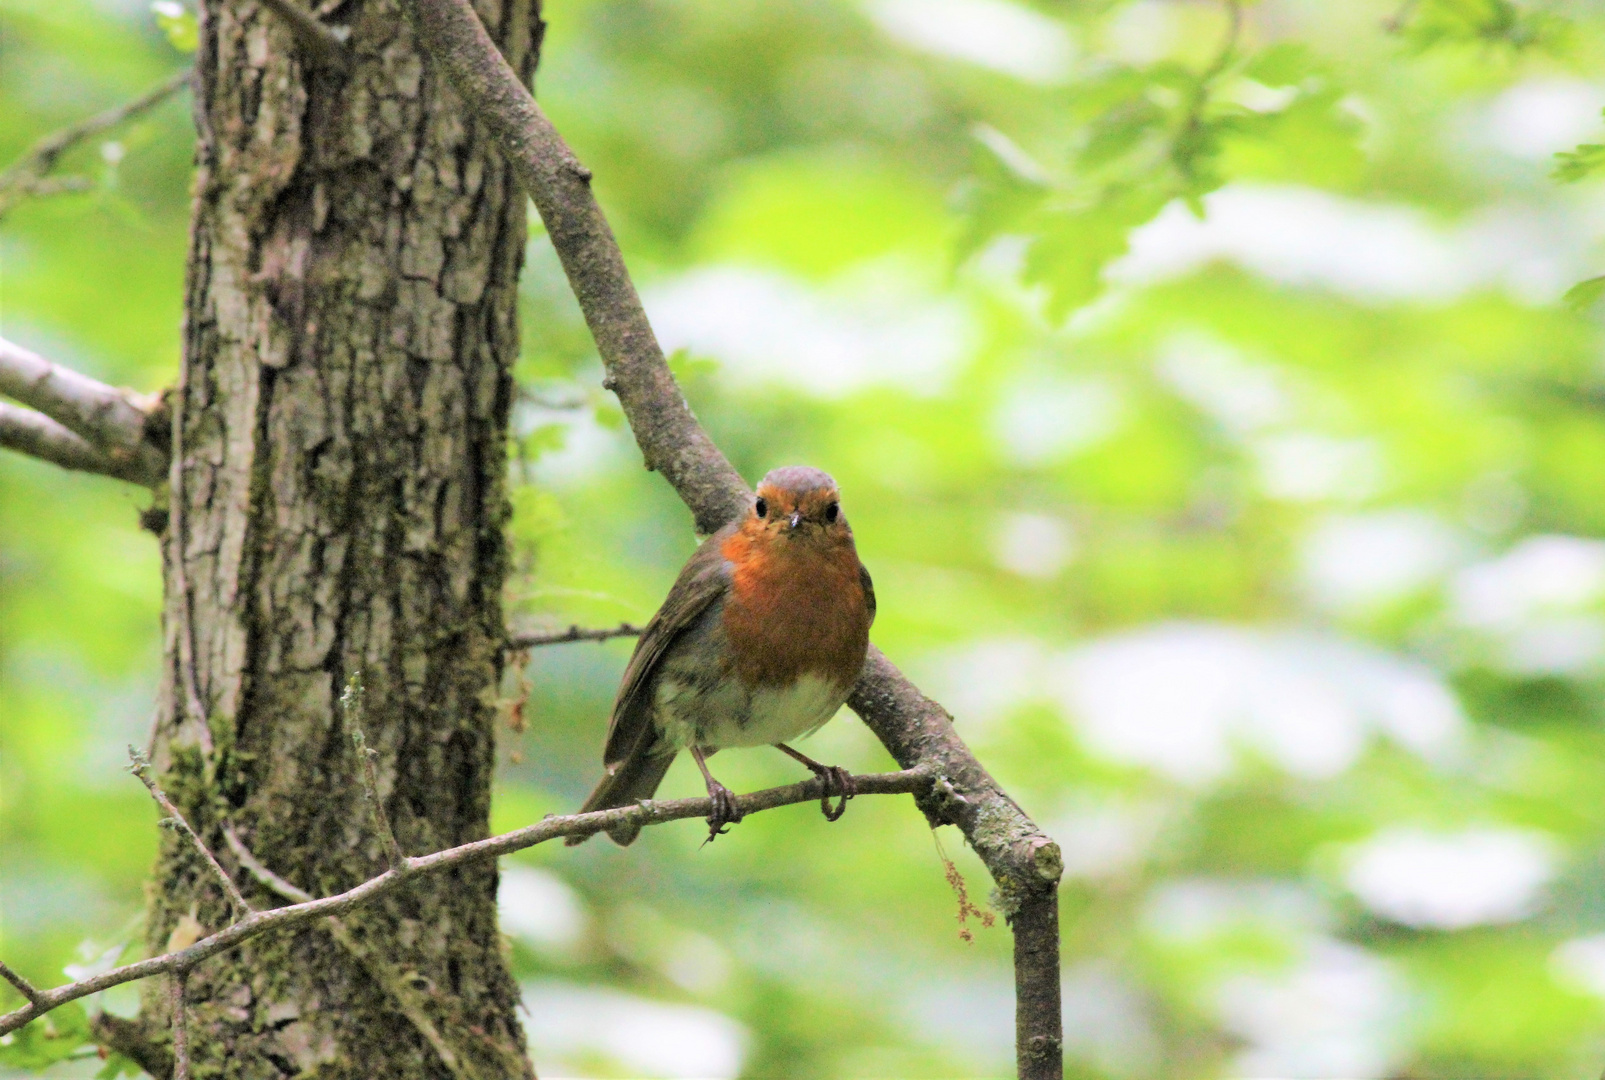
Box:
[755, 497, 768, 518]
[825, 502, 840, 523]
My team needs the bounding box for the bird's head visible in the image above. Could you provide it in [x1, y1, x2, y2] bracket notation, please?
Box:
[744, 466, 852, 547]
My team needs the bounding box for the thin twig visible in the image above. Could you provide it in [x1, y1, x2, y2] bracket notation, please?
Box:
[0, 336, 166, 484]
[168, 350, 212, 755]
[222, 825, 312, 904]
[129, 748, 252, 919]
[169, 968, 189, 1080]
[0, 68, 190, 221]
[0, 401, 158, 485]
[343, 674, 406, 870]
[0, 766, 931, 1037]
[504, 622, 642, 649]
[403, 4, 1063, 1075]
[1173, 0, 1244, 179]
[0, 961, 44, 1008]
[256, 0, 351, 66]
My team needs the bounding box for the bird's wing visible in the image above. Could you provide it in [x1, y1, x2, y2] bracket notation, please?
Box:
[859, 561, 877, 628]
[601, 525, 736, 768]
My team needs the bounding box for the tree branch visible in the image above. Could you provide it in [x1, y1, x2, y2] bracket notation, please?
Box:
[0, 401, 160, 485]
[0, 767, 931, 1037]
[343, 674, 406, 871]
[0, 337, 166, 485]
[129, 748, 253, 919]
[402, 4, 1063, 1075]
[0, 68, 190, 221]
[0, 961, 44, 1008]
[504, 622, 642, 649]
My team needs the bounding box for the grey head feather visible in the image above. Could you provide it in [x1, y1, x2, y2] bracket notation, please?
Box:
[759, 465, 837, 494]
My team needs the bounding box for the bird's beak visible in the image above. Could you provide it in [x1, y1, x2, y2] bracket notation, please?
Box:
[788, 511, 803, 530]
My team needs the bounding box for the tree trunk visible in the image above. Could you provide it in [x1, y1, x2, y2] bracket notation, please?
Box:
[139, 1, 541, 1074]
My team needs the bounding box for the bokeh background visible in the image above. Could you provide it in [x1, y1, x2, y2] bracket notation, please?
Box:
[9, 0, 1605, 1076]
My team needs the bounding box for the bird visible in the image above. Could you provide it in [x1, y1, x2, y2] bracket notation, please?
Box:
[567, 466, 875, 846]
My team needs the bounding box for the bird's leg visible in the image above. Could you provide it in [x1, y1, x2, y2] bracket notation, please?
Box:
[775, 743, 856, 822]
[690, 745, 743, 842]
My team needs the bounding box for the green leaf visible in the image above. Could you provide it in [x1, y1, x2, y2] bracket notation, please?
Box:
[0, 1003, 94, 1069]
[150, 1, 199, 53]
[1399, 0, 1558, 51]
[1023, 187, 1168, 320]
[1562, 275, 1605, 311]
[1553, 140, 1605, 184]
[954, 125, 1050, 263]
[1244, 43, 1320, 87]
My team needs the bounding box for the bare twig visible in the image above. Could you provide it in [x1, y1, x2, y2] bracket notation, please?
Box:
[504, 622, 642, 649]
[222, 825, 311, 904]
[168, 351, 211, 753]
[1173, 0, 1244, 180]
[0, 336, 166, 485]
[169, 968, 189, 1080]
[0, 401, 160, 485]
[0, 767, 931, 1037]
[0, 68, 190, 221]
[403, 3, 1063, 1075]
[257, 0, 351, 66]
[129, 748, 252, 919]
[343, 674, 406, 870]
[0, 960, 44, 1008]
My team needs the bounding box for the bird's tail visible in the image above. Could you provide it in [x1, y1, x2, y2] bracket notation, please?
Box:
[565, 744, 676, 847]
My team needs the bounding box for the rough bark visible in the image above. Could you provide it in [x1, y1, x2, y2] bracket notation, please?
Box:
[140, 0, 542, 1075]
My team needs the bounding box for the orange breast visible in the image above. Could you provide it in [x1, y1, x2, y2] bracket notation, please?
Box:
[719, 530, 870, 691]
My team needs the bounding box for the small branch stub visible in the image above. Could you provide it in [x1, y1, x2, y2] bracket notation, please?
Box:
[0, 960, 44, 1008]
[344, 674, 407, 871]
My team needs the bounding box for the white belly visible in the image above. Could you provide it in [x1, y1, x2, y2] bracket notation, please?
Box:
[655, 673, 846, 750]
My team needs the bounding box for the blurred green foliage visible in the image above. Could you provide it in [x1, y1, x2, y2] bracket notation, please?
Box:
[10, 0, 1605, 1077]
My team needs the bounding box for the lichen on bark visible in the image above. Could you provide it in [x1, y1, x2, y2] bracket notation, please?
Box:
[141, 1, 543, 1075]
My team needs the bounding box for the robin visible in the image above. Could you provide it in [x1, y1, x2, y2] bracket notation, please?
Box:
[568, 466, 875, 845]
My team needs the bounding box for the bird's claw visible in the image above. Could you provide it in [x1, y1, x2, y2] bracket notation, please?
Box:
[703, 782, 744, 844]
[811, 764, 856, 822]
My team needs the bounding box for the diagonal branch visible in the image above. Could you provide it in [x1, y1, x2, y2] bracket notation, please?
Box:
[0, 766, 930, 1037]
[402, 4, 1063, 1075]
[129, 748, 253, 919]
[0, 337, 167, 485]
[0, 961, 44, 1008]
[0, 401, 159, 485]
[0, 68, 191, 221]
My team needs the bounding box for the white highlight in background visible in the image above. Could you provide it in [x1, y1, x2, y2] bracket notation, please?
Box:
[523, 980, 749, 1080]
[865, 0, 1075, 83]
[1344, 827, 1559, 930]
